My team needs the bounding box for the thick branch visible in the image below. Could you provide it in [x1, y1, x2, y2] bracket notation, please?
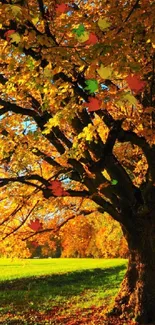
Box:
[32, 149, 61, 167]
[97, 110, 155, 180]
[0, 99, 66, 154]
[118, 129, 155, 180]
[0, 99, 39, 119]
[89, 119, 124, 172]
[0, 175, 89, 199]
[91, 194, 122, 223]
[37, 0, 58, 42]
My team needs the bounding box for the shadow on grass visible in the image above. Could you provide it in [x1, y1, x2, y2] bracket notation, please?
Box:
[0, 264, 126, 307]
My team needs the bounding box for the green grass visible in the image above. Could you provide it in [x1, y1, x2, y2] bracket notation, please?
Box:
[0, 258, 127, 324]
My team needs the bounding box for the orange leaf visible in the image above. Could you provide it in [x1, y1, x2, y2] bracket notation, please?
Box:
[48, 180, 69, 196]
[56, 4, 68, 13]
[4, 30, 16, 41]
[28, 219, 43, 231]
[85, 33, 98, 45]
[126, 74, 146, 94]
[86, 97, 102, 112]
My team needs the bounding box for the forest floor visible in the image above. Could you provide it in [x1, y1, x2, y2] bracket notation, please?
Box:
[0, 258, 138, 324]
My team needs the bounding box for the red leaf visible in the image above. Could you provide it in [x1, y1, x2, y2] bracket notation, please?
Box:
[4, 30, 16, 41]
[126, 74, 146, 94]
[56, 4, 68, 13]
[48, 180, 69, 196]
[86, 97, 102, 112]
[28, 219, 43, 231]
[53, 186, 64, 196]
[48, 180, 60, 189]
[85, 33, 98, 45]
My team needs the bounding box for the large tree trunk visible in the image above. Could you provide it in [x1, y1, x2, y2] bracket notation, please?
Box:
[111, 216, 155, 324]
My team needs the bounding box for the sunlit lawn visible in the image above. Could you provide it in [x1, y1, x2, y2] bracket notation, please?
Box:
[0, 258, 127, 324]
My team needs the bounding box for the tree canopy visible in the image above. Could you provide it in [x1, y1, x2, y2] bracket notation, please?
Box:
[0, 0, 154, 239]
[0, 0, 155, 323]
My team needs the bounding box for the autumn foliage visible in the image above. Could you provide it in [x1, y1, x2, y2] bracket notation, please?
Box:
[25, 213, 128, 259]
[0, 0, 155, 323]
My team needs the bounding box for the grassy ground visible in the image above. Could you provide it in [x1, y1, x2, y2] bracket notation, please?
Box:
[0, 258, 129, 325]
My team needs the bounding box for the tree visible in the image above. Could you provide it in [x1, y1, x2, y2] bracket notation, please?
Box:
[60, 212, 128, 258]
[95, 213, 128, 258]
[0, 0, 154, 323]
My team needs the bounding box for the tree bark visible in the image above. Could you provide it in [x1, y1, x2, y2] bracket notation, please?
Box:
[111, 216, 155, 324]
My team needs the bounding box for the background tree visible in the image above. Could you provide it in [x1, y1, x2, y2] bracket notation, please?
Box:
[0, 0, 155, 323]
[60, 212, 128, 258]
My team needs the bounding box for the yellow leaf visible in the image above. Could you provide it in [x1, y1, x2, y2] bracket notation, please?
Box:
[122, 93, 137, 106]
[146, 38, 155, 49]
[98, 17, 111, 31]
[79, 65, 85, 72]
[44, 64, 52, 78]
[10, 32, 21, 44]
[32, 17, 39, 25]
[10, 5, 22, 16]
[76, 31, 89, 43]
[78, 124, 95, 141]
[43, 114, 62, 134]
[97, 64, 113, 79]
[102, 170, 111, 181]
[43, 87, 49, 94]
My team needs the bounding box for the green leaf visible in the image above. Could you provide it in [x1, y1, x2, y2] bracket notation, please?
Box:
[111, 179, 118, 185]
[73, 24, 85, 37]
[85, 79, 98, 93]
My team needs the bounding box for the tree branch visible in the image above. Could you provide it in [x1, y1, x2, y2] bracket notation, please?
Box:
[32, 149, 61, 167]
[2, 201, 39, 240]
[22, 208, 102, 241]
[0, 175, 89, 199]
[0, 99, 39, 119]
[0, 99, 66, 154]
